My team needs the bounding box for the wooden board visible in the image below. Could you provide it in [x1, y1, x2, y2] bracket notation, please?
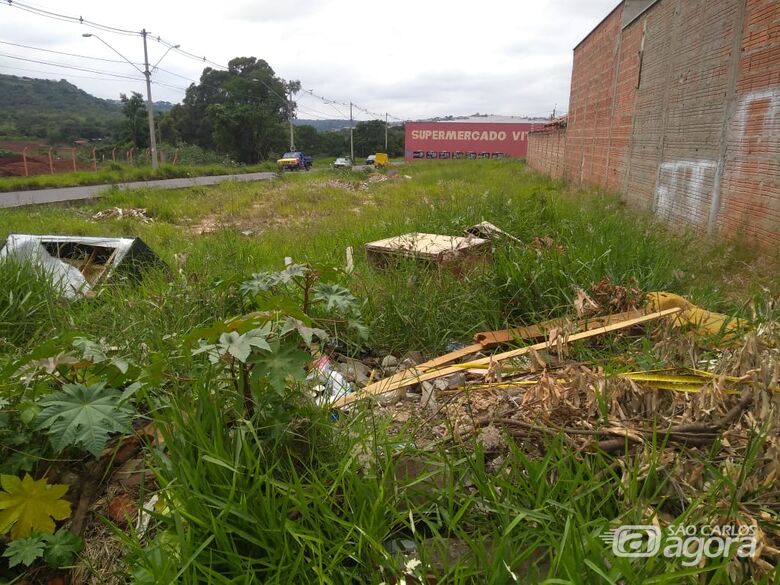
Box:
[474, 309, 644, 347]
[366, 232, 490, 265]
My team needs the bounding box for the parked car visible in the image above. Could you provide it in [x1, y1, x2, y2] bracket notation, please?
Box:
[426, 151, 437, 159]
[277, 151, 313, 171]
[412, 151, 424, 159]
[439, 151, 450, 159]
[479, 152, 491, 159]
[366, 154, 376, 165]
[333, 157, 352, 169]
[453, 151, 464, 159]
[467, 152, 478, 159]
[492, 152, 506, 159]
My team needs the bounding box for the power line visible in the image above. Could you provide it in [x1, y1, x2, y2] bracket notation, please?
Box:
[0, 52, 146, 81]
[3, 1, 407, 121]
[153, 66, 197, 84]
[3, 0, 141, 36]
[0, 39, 143, 65]
[0, 62, 144, 82]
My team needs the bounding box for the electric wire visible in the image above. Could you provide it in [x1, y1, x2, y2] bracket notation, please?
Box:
[3, 0, 142, 36]
[3, 1, 407, 121]
[0, 39, 143, 65]
[0, 52, 146, 81]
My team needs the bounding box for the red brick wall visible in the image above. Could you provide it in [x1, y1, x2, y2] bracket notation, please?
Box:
[527, 126, 567, 178]
[530, 0, 780, 250]
[717, 0, 780, 247]
[564, 4, 624, 185]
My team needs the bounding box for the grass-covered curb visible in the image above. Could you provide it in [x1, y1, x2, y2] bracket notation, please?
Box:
[0, 161, 278, 193]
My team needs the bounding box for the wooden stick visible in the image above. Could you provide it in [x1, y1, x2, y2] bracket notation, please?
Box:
[474, 309, 644, 347]
[333, 307, 682, 408]
[352, 342, 484, 402]
[344, 311, 645, 409]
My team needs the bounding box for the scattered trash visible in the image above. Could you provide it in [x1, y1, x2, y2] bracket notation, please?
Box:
[465, 221, 522, 244]
[309, 355, 353, 405]
[91, 207, 153, 223]
[335, 306, 682, 408]
[0, 234, 164, 299]
[365, 232, 491, 272]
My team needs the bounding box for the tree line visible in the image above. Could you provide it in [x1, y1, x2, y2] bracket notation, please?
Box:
[126, 56, 405, 162]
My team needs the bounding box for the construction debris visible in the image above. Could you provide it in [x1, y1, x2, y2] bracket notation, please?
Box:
[91, 207, 153, 223]
[464, 221, 522, 244]
[365, 232, 491, 271]
[0, 234, 164, 298]
[333, 307, 682, 408]
[334, 290, 752, 410]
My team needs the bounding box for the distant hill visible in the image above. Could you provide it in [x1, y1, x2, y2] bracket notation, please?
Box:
[0, 74, 174, 144]
[293, 119, 351, 132]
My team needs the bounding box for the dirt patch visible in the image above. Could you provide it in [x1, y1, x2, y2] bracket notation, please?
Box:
[0, 154, 92, 177]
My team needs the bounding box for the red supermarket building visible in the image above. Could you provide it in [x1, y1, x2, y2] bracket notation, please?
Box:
[404, 116, 547, 161]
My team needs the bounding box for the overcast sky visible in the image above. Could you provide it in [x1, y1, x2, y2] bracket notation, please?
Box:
[0, 0, 618, 121]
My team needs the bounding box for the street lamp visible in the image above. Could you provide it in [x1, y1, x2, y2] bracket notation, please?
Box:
[83, 31, 177, 169]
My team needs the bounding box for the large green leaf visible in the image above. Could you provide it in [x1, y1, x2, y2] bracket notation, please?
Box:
[312, 283, 359, 314]
[249, 341, 311, 393]
[0, 474, 71, 539]
[42, 528, 83, 568]
[35, 382, 135, 456]
[2, 534, 46, 567]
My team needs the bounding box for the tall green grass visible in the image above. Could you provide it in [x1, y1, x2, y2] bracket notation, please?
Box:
[120, 377, 776, 583]
[0, 160, 775, 356]
[0, 161, 277, 193]
[1, 160, 777, 582]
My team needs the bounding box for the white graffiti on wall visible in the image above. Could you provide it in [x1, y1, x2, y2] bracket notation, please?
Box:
[654, 159, 718, 225]
[654, 88, 780, 231]
[734, 88, 780, 150]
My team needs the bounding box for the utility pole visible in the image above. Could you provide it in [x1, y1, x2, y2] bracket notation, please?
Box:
[288, 88, 295, 151]
[141, 29, 159, 169]
[384, 112, 388, 152]
[349, 102, 354, 162]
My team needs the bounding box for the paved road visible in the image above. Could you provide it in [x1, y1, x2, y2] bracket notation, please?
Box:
[0, 171, 277, 209]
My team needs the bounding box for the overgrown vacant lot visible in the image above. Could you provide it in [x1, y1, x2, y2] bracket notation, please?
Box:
[0, 161, 778, 584]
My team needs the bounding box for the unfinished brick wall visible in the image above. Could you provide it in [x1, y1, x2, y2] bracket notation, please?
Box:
[527, 126, 567, 178]
[527, 0, 780, 249]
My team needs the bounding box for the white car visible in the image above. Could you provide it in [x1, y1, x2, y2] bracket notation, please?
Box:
[333, 157, 352, 169]
[365, 155, 376, 165]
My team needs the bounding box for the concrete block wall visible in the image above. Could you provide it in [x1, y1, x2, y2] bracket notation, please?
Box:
[527, 0, 780, 249]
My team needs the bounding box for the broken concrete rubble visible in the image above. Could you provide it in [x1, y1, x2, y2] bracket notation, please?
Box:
[0, 234, 164, 299]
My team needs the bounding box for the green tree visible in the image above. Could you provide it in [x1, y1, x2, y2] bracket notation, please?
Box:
[120, 92, 149, 148]
[352, 120, 405, 158]
[169, 57, 297, 163]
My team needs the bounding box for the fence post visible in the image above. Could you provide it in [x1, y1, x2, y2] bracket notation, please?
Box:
[48, 147, 54, 174]
[173, 149, 179, 165]
[71, 147, 77, 172]
[22, 147, 29, 177]
[91, 148, 97, 171]
[112, 147, 116, 162]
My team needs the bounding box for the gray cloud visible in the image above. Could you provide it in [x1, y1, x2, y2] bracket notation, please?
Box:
[228, 0, 326, 22]
[0, 0, 618, 117]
